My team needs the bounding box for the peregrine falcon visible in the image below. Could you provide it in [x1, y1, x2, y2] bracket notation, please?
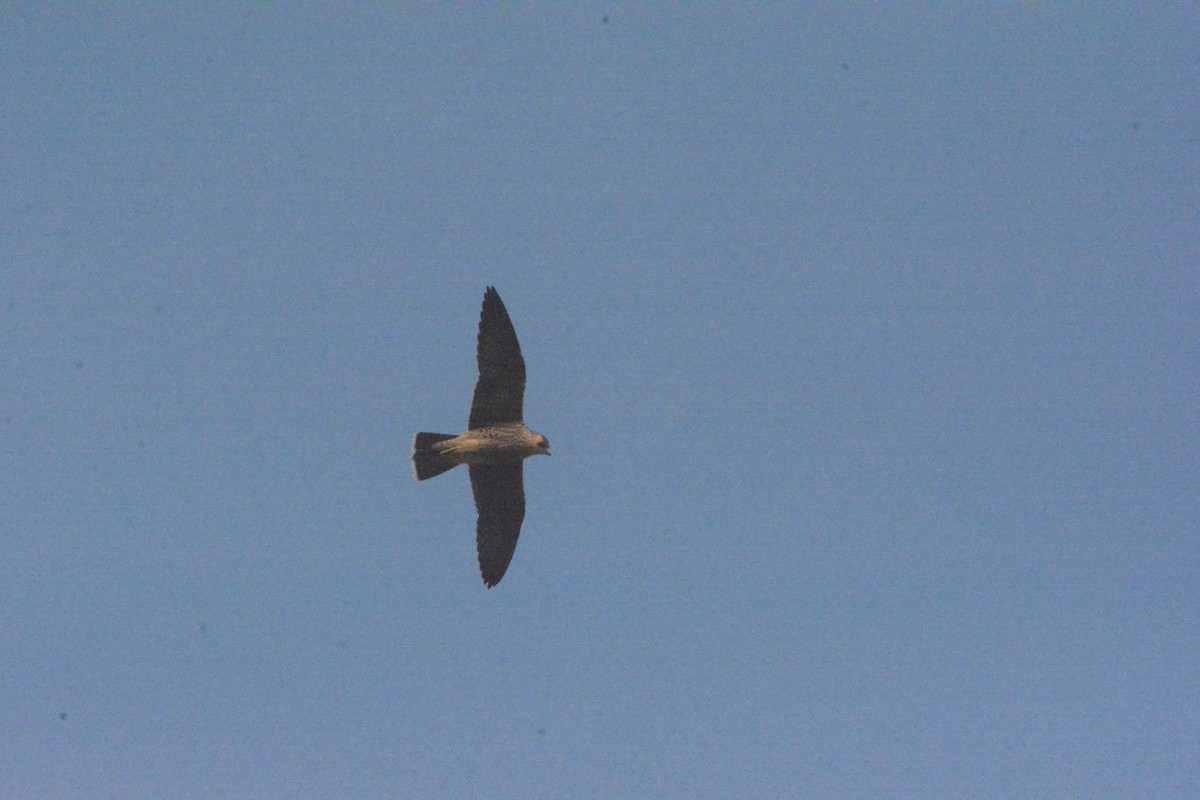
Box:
[412, 287, 551, 587]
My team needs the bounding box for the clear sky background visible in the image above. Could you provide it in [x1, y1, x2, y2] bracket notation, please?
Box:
[2, 6, 1196, 799]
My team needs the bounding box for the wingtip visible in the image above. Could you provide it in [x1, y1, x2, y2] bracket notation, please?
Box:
[481, 286, 497, 312]
[480, 562, 506, 589]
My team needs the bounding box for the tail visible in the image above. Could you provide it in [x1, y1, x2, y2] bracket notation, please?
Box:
[412, 433, 459, 481]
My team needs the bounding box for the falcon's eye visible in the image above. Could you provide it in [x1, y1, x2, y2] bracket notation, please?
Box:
[538, 437, 549, 448]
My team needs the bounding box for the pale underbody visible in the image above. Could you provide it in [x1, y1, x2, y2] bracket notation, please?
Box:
[433, 425, 550, 466]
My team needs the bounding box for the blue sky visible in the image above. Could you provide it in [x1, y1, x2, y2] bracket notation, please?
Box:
[2, 6, 1197, 798]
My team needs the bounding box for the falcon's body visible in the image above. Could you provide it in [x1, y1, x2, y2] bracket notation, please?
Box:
[415, 424, 548, 469]
[412, 287, 550, 587]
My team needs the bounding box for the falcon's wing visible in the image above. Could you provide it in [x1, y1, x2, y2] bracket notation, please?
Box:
[469, 463, 526, 588]
[469, 286, 526, 429]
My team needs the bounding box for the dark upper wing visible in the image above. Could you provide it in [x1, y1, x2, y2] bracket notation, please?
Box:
[469, 286, 526, 429]
[468, 463, 526, 588]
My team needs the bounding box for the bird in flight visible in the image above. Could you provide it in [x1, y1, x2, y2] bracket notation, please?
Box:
[412, 287, 551, 587]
